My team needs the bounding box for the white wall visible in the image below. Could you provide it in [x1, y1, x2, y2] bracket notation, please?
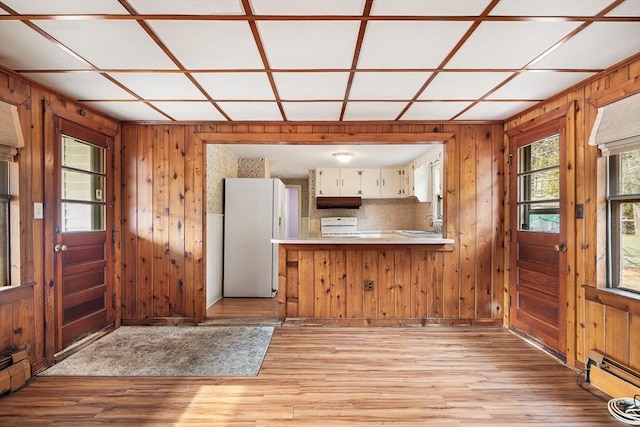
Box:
[206, 213, 224, 308]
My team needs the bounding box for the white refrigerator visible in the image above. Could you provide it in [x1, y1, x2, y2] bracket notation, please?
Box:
[223, 178, 285, 297]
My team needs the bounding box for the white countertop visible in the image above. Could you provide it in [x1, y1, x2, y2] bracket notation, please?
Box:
[272, 230, 454, 245]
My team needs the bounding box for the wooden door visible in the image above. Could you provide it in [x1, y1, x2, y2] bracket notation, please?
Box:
[53, 119, 114, 350]
[509, 119, 567, 357]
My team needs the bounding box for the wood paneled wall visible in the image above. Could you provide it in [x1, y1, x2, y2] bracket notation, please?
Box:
[505, 53, 640, 371]
[277, 245, 503, 325]
[0, 69, 120, 371]
[120, 122, 505, 324]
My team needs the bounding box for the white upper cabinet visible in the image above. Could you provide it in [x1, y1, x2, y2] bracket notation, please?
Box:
[401, 163, 414, 197]
[316, 167, 341, 196]
[339, 168, 361, 196]
[380, 168, 403, 198]
[359, 168, 381, 198]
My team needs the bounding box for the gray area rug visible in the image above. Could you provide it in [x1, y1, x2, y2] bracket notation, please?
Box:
[39, 326, 274, 377]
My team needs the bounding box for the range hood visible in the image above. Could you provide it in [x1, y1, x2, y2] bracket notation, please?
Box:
[316, 196, 362, 209]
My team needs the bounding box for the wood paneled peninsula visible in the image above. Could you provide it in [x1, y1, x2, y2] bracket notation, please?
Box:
[271, 232, 497, 326]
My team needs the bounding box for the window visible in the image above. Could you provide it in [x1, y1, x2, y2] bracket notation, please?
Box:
[607, 147, 640, 293]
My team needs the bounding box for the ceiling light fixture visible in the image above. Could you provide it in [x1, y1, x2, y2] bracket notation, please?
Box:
[333, 152, 354, 163]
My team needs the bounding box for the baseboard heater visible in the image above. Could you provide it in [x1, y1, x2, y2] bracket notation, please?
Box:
[586, 349, 640, 397]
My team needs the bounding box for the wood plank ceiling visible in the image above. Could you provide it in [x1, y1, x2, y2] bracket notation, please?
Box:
[0, 0, 638, 122]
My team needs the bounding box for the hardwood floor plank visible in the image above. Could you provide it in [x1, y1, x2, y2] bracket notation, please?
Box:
[0, 327, 616, 425]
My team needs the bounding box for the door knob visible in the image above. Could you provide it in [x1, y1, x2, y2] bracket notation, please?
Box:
[54, 244, 67, 253]
[554, 243, 567, 253]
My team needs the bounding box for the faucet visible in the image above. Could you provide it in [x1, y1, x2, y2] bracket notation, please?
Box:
[424, 214, 442, 233]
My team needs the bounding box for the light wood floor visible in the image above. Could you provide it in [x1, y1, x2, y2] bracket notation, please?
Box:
[206, 297, 278, 319]
[0, 326, 615, 426]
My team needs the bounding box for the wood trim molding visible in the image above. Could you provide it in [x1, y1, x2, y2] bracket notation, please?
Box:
[43, 100, 119, 137]
[196, 132, 454, 144]
[0, 283, 34, 304]
[583, 285, 640, 317]
[587, 75, 640, 108]
[505, 102, 574, 137]
[0, 85, 29, 106]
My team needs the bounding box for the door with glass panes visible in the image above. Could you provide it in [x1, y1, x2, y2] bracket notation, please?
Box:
[509, 119, 567, 357]
[54, 119, 113, 350]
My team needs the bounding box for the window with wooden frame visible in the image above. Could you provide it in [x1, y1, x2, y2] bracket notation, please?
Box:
[607, 147, 640, 293]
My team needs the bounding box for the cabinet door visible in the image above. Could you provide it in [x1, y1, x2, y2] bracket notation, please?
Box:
[316, 168, 340, 196]
[360, 168, 380, 198]
[380, 168, 402, 198]
[402, 164, 414, 197]
[340, 168, 361, 196]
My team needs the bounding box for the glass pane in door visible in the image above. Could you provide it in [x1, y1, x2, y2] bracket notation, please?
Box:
[517, 134, 560, 233]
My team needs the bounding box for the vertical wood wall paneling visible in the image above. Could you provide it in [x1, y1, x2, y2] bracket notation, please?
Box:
[491, 124, 505, 319]
[330, 250, 346, 319]
[23, 86, 42, 362]
[346, 250, 363, 318]
[168, 126, 186, 316]
[186, 126, 205, 322]
[394, 250, 412, 319]
[298, 250, 314, 318]
[152, 126, 170, 317]
[564, 103, 577, 366]
[0, 304, 10, 350]
[284, 250, 298, 318]
[136, 125, 154, 319]
[410, 250, 428, 318]
[459, 125, 477, 318]
[362, 250, 379, 319]
[475, 125, 494, 318]
[112, 128, 123, 328]
[442, 127, 461, 318]
[604, 307, 629, 364]
[314, 251, 331, 318]
[378, 249, 395, 318]
[630, 314, 640, 371]
[121, 124, 138, 319]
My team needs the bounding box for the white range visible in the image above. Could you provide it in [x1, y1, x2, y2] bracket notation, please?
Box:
[321, 217, 359, 238]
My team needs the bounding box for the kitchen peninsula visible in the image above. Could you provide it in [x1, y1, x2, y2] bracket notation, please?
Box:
[271, 232, 469, 326]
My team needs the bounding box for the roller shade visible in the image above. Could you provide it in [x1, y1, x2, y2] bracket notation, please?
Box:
[0, 101, 24, 160]
[588, 92, 640, 156]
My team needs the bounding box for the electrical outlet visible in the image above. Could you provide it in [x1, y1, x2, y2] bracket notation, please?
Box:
[364, 280, 374, 291]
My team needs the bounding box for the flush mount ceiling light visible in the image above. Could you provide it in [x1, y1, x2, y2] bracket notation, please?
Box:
[333, 152, 354, 163]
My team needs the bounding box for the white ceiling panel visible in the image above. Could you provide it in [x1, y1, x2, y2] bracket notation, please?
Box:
[487, 71, 595, 100]
[419, 72, 512, 100]
[108, 73, 205, 100]
[34, 20, 177, 69]
[0, 9, 8, 15]
[274, 73, 349, 100]
[150, 102, 227, 121]
[1, 0, 128, 13]
[350, 72, 430, 100]
[607, 0, 640, 16]
[358, 21, 472, 69]
[148, 21, 264, 70]
[82, 101, 170, 121]
[532, 23, 640, 70]
[371, 0, 492, 16]
[457, 101, 538, 121]
[128, 0, 244, 14]
[218, 102, 283, 121]
[402, 101, 472, 121]
[282, 102, 343, 121]
[0, 21, 91, 70]
[489, 0, 613, 16]
[193, 73, 275, 100]
[447, 21, 582, 69]
[251, 0, 365, 15]
[343, 102, 407, 120]
[258, 21, 360, 68]
[23, 72, 136, 101]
